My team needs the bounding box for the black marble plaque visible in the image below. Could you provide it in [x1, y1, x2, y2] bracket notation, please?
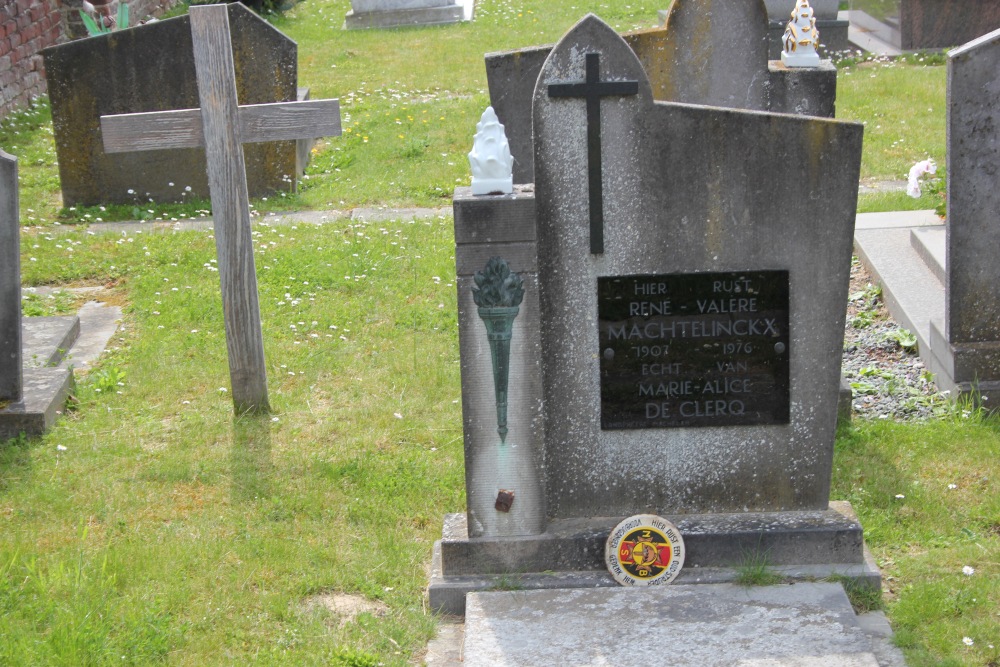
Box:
[598, 271, 790, 429]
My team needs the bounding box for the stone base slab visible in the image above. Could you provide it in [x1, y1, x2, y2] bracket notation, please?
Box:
[462, 583, 884, 666]
[22, 315, 79, 367]
[428, 501, 879, 615]
[0, 367, 73, 441]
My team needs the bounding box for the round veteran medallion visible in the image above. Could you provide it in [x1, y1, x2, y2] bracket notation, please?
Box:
[605, 514, 685, 586]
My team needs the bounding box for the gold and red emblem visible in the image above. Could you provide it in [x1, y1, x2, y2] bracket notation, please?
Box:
[605, 514, 685, 586]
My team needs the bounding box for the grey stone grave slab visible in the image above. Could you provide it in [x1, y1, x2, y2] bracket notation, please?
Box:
[42, 3, 311, 207]
[485, 0, 838, 183]
[99, 4, 342, 414]
[433, 14, 872, 614]
[0, 151, 75, 442]
[22, 317, 80, 368]
[856, 28, 1000, 408]
[344, 0, 464, 29]
[463, 583, 882, 667]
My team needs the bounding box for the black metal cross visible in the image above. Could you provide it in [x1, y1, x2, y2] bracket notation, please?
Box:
[548, 52, 639, 254]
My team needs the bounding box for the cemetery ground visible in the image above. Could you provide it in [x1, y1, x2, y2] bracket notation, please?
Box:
[0, 1, 996, 665]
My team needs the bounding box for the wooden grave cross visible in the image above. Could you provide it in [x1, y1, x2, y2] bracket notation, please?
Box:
[101, 4, 342, 414]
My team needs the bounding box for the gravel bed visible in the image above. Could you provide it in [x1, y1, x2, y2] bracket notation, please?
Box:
[842, 258, 951, 421]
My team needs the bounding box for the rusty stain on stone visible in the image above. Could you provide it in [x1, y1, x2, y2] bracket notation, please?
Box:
[495, 489, 515, 512]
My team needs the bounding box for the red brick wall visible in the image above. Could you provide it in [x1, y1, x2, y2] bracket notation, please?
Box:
[0, 0, 62, 118]
[0, 0, 180, 120]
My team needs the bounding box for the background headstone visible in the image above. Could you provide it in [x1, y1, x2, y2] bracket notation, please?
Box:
[344, 0, 464, 29]
[656, 0, 770, 109]
[486, 0, 837, 184]
[854, 27, 1000, 409]
[42, 3, 307, 207]
[849, 0, 1000, 51]
[929, 29, 1000, 403]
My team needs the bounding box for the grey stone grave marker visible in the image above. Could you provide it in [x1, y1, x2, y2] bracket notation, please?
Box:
[344, 0, 465, 29]
[1, 151, 76, 441]
[432, 14, 874, 615]
[855, 27, 1000, 408]
[0, 151, 21, 405]
[486, 0, 838, 184]
[933, 29, 1000, 403]
[42, 3, 311, 208]
[100, 3, 342, 414]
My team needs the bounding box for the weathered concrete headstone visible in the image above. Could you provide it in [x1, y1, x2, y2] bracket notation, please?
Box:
[42, 3, 309, 207]
[936, 29, 1000, 393]
[1, 151, 76, 441]
[433, 14, 872, 615]
[344, 0, 464, 29]
[486, 0, 837, 183]
[100, 3, 342, 414]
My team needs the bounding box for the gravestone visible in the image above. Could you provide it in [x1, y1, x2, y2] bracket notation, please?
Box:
[1, 151, 76, 441]
[854, 27, 1000, 408]
[432, 14, 873, 615]
[849, 0, 1000, 51]
[344, 0, 464, 29]
[486, 0, 837, 184]
[100, 3, 342, 414]
[0, 151, 21, 405]
[42, 3, 311, 207]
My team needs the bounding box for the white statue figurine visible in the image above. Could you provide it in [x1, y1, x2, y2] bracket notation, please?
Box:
[781, 0, 822, 68]
[469, 107, 514, 196]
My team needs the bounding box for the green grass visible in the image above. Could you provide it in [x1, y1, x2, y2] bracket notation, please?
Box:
[0, 1, 993, 664]
[837, 55, 947, 182]
[833, 418, 1000, 666]
[6, 217, 462, 665]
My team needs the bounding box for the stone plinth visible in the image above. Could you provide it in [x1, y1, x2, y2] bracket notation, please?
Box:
[429, 503, 879, 615]
[454, 186, 545, 539]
